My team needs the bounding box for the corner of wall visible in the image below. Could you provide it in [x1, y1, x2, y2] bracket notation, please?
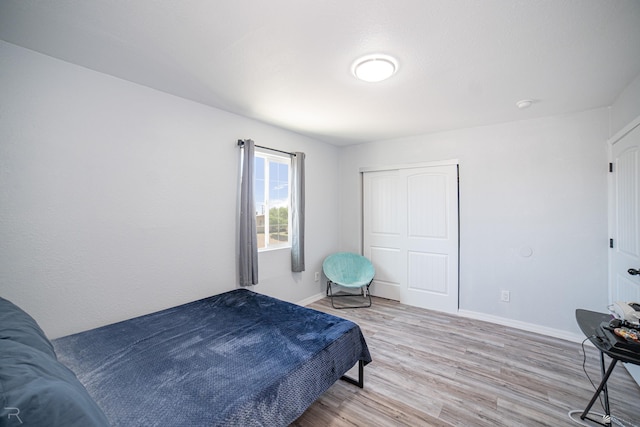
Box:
[610, 72, 640, 135]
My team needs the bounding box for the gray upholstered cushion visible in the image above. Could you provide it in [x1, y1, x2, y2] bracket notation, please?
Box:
[0, 296, 109, 426]
[0, 297, 56, 358]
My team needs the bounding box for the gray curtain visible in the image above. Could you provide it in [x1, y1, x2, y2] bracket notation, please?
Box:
[239, 139, 258, 286]
[291, 152, 306, 272]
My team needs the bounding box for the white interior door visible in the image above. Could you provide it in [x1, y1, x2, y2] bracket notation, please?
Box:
[363, 164, 459, 313]
[610, 122, 640, 304]
[610, 119, 640, 385]
[363, 170, 402, 300]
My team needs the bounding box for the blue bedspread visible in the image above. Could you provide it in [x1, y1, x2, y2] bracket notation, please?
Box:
[53, 289, 371, 426]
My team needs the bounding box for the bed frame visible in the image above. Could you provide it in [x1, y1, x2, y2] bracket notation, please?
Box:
[53, 289, 371, 426]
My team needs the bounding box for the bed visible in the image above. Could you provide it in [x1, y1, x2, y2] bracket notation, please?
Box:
[51, 289, 371, 426]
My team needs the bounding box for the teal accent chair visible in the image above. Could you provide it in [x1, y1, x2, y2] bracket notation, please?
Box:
[322, 252, 375, 309]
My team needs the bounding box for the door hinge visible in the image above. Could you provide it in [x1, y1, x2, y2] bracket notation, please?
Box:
[610, 238, 614, 248]
[609, 162, 614, 173]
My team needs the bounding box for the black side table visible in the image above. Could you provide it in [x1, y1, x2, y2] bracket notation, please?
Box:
[575, 309, 640, 426]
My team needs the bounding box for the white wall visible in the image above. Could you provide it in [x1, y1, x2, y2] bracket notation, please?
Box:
[0, 41, 339, 339]
[610, 72, 640, 136]
[338, 109, 609, 336]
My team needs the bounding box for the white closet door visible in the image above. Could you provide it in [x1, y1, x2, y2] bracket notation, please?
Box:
[363, 164, 459, 313]
[363, 170, 402, 300]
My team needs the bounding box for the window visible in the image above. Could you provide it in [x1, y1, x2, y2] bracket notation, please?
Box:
[254, 151, 291, 250]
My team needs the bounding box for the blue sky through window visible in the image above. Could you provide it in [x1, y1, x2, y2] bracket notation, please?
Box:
[254, 155, 289, 215]
[270, 162, 288, 206]
[254, 157, 265, 214]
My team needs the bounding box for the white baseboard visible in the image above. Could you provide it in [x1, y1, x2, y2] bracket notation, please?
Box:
[297, 292, 326, 307]
[624, 363, 640, 386]
[458, 309, 586, 344]
[296, 295, 588, 345]
[297, 294, 639, 388]
[460, 309, 639, 385]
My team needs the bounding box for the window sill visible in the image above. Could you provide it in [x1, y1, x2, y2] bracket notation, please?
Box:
[258, 246, 291, 253]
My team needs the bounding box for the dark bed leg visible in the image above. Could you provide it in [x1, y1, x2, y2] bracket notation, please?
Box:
[340, 360, 364, 388]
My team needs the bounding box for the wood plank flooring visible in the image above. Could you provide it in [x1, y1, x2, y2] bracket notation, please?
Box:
[292, 296, 640, 427]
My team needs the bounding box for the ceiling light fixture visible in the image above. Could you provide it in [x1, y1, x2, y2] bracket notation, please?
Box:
[516, 99, 534, 109]
[352, 54, 398, 83]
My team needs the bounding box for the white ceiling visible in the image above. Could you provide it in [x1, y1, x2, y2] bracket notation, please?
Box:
[2, 0, 640, 146]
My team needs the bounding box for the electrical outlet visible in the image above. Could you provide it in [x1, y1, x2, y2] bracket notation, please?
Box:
[501, 290, 510, 302]
[314, 272, 320, 282]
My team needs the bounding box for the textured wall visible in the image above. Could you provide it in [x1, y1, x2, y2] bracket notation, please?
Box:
[0, 41, 340, 338]
[339, 108, 609, 336]
[610, 72, 640, 136]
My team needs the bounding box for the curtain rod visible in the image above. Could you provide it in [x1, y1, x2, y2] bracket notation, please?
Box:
[237, 139, 296, 156]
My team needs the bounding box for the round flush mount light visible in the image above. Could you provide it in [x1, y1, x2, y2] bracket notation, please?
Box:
[516, 99, 534, 109]
[352, 54, 398, 82]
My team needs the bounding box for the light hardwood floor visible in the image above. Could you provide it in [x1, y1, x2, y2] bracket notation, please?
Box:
[292, 296, 640, 427]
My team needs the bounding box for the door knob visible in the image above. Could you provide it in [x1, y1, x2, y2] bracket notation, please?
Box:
[629, 268, 640, 276]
